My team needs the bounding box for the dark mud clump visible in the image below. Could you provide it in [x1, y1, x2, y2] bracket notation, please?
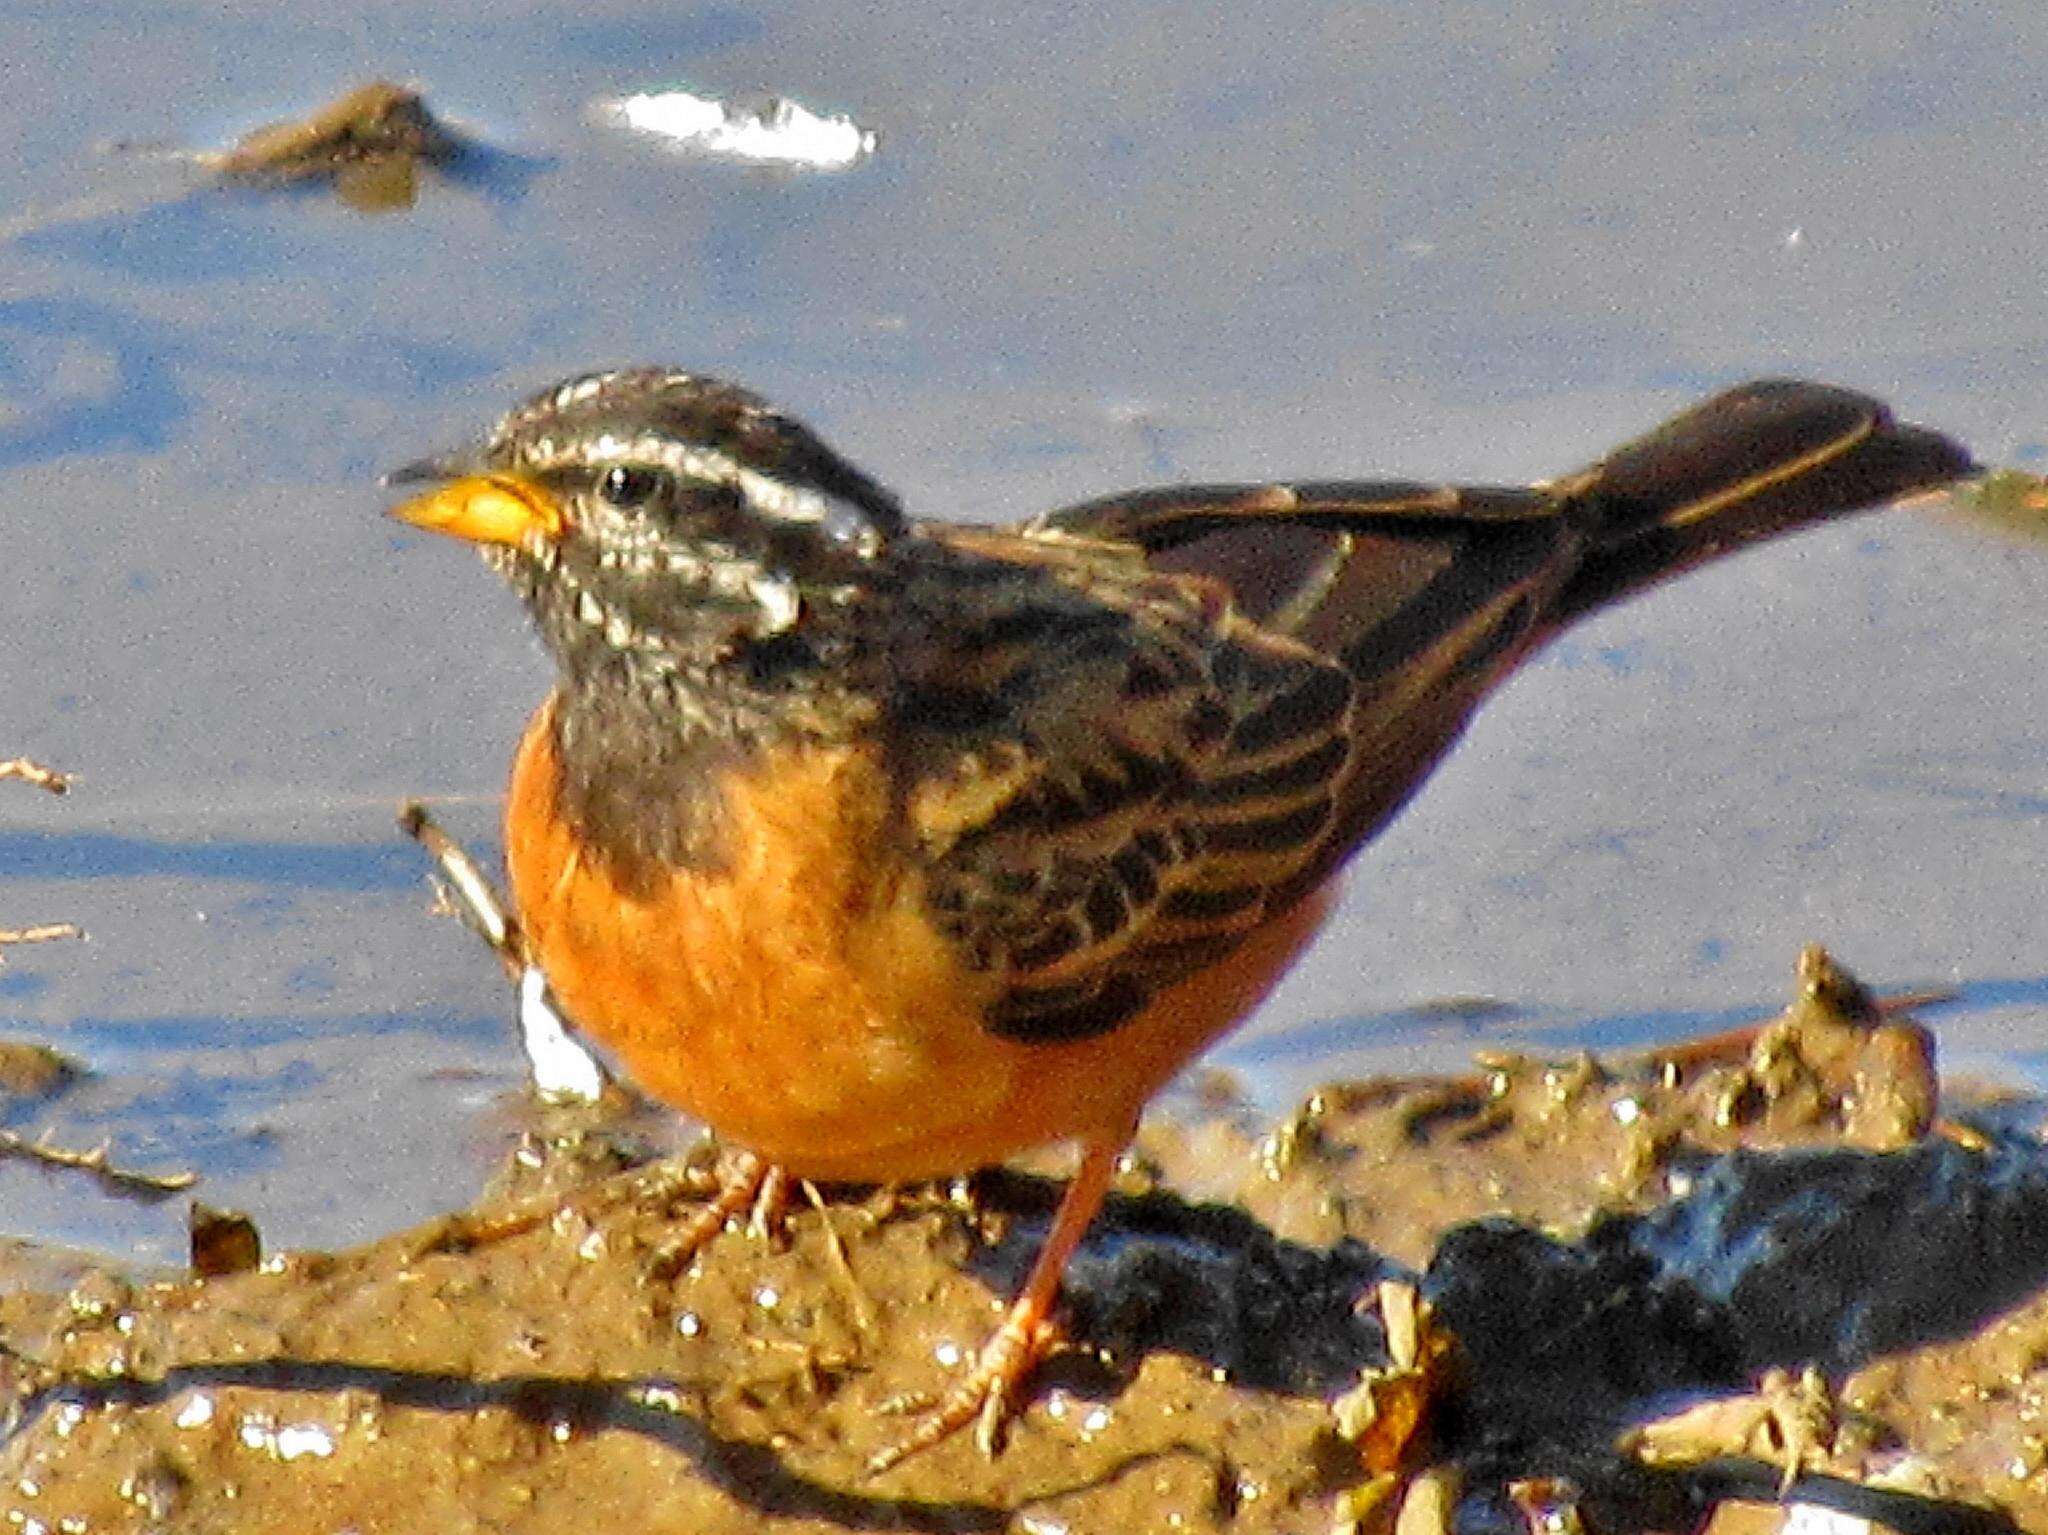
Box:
[205, 81, 467, 212]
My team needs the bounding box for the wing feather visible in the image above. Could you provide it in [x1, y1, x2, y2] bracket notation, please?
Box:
[895, 479, 1580, 1042]
[894, 525, 1367, 1041]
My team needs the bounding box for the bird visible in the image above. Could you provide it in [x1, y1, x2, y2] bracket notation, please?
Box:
[386, 370, 1971, 1468]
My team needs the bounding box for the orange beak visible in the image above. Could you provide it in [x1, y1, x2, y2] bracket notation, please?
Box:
[386, 469, 564, 549]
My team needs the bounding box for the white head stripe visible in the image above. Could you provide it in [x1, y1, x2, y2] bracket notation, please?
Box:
[522, 430, 839, 527]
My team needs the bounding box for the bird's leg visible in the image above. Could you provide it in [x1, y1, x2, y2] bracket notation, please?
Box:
[868, 1132, 1127, 1475]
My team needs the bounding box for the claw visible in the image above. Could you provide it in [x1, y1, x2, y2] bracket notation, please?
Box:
[406, 1146, 794, 1287]
[869, 1310, 1059, 1474]
[866, 1131, 1128, 1474]
[411, 1154, 715, 1259]
[647, 1150, 786, 1281]
[746, 1163, 792, 1242]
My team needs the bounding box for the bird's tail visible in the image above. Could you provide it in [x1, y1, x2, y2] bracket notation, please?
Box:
[1547, 379, 1975, 628]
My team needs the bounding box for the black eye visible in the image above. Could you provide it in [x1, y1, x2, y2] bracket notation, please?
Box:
[597, 463, 670, 509]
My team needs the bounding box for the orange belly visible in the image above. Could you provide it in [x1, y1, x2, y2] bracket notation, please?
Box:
[505, 701, 1334, 1183]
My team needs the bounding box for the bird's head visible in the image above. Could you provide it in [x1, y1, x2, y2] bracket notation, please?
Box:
[386, 367, 905, 686]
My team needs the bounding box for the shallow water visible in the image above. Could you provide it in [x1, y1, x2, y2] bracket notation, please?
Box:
[2, 2, 2045, 1263]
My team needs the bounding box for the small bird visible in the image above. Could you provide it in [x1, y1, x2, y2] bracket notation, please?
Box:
[388, 371, 1970, 1467]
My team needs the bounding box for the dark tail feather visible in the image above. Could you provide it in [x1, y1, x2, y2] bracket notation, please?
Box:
[1547, 380, 1975, 629]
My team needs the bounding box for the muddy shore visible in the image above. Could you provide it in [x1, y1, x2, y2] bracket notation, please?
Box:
[0, 947, 2036, 1532]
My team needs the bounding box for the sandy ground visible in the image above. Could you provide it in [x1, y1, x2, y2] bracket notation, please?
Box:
[0, 946, 2036, 1533]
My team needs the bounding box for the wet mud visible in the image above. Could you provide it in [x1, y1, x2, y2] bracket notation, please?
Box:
[0, 948, 2038, 1532]
[198, 80, 525, 214]
[205, 82, 463, 193]
[0, 79, 530, 245]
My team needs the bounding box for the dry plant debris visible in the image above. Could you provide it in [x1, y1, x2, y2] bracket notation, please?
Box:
[0, 756, 80, 963]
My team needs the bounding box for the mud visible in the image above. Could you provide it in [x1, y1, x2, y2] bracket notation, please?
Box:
[0, 948, 2036, 1532]
[204, 81, 468, 213]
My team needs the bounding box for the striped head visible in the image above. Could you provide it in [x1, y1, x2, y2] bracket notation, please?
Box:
[386, 368, 906, 690]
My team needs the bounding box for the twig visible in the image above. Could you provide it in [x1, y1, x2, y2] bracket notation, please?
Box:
[0, 924, 81, 949]
[0, 1129, 197, 1200]
[399, 802, 611, 1102]
[1, 760, 82, 960]
[398, 801, 525, 979]
[803, 1178, 876, 1338]
[0, 923, 84, 966]
[0, 759, 158, 1198]
[0, 759, 69, 796]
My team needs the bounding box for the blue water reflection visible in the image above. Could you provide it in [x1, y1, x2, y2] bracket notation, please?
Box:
[0, 832, 421, 891]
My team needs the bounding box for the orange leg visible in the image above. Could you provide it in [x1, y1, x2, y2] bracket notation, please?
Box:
[869, 1131, 1128, 1475]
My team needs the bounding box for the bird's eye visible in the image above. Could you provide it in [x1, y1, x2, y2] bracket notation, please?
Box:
[597, 463, 670, 509]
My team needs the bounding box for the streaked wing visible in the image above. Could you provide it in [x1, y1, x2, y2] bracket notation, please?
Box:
[897, 487, 1574, 1042]
[1038, 480, 1581, 896]
[894, 384, 1967, 1046]
[1031, 478, 1563, 655]
[887, 524, 1353, 1041]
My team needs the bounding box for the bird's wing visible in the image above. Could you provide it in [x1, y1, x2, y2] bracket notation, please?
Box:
[1030, 478, 1566, 669]
[902, 384, 1974, 1042]
[995, 381, 1976, 927]
[896, 493, 1574, 1042]
[1032, 481, 1583, 895]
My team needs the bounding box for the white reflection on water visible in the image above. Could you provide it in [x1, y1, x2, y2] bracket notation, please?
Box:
[592, 88, 876, 171]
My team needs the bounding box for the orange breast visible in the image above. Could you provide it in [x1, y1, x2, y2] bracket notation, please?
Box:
[504, 700, 1335, 1182]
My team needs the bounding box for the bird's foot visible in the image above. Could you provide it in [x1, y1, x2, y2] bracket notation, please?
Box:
[646, 1150, 790, 1282]
[867, 1301, 1062, 1474]
[406, 1144, 790, 1272]
[867, 1134, 1127, 1473]
[409, 1153, 719, 1258]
